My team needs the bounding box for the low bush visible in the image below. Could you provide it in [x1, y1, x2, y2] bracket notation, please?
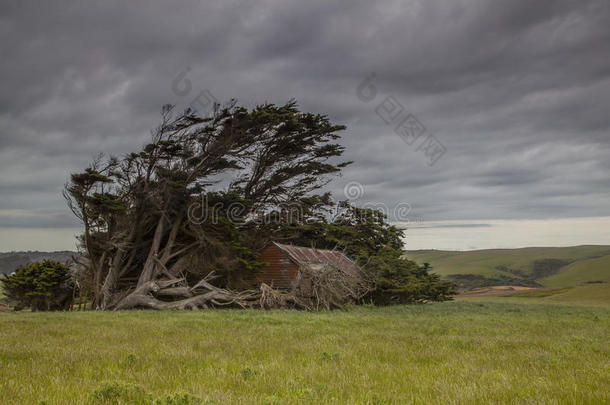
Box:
[1, 260, 73, 311]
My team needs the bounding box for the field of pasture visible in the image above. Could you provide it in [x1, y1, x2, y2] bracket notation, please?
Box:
[1, 298, 608, 404]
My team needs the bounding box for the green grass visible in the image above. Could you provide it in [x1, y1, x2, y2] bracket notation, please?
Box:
[1, 302, 609, 404]
[542, 284, 610, 306]
[405, 245, 610, 286]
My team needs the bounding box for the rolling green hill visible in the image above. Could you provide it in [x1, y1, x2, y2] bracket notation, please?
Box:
[406, 245, 610, 290]
[541, 255, 610, 287]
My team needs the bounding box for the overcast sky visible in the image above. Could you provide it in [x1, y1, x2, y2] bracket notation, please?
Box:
[1, 0, 609, 251]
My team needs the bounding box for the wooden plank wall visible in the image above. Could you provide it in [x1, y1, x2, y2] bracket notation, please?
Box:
[257, 245, 299, 289]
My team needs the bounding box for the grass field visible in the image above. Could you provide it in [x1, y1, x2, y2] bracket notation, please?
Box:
[462, 284, 610, 307]
[459, 283, 610, 307]
[1, 300, 609, 404]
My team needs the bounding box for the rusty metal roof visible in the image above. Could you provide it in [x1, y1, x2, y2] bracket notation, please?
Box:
[272, 242, 361, 276]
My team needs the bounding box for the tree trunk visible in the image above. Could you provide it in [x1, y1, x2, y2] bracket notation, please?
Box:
[137, 216, 165, 288]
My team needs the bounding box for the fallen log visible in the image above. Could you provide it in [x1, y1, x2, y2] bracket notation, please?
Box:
[109, 258, 371, 311]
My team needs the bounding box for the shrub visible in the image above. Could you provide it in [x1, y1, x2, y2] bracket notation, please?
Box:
[92, 381, 204, 405]
[152, 393, 204, 405]
[1, 260, 73, 311]
[365, 247, 456, 305]
[92, 381, 149, 404]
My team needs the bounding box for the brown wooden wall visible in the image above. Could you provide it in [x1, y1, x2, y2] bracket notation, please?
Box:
[257, 245, 299, 289]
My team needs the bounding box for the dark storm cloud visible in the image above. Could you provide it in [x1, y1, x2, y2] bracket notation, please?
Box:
[0, 0, 609, 232]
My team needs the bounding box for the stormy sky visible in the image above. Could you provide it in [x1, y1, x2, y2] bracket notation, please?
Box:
[1, 0, 609, 251]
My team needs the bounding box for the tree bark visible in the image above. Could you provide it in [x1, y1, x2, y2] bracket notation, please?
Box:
[137, 216, 165, 288]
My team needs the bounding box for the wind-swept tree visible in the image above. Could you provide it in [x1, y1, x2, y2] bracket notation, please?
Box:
[65, 101, 349, 310]
[66, 100, 453, 310]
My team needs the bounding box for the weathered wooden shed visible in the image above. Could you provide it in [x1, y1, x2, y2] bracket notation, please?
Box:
[256, 242, 361, 290]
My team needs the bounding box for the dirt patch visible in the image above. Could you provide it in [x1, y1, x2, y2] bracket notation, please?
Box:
[459, 285, 541, 297]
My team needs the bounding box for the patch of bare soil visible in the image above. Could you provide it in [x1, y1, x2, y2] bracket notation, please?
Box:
[459, 285, 541, 297]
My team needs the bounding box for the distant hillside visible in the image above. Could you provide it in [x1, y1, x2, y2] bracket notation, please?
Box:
[406, 245, 610, 290]
[540, 255, 610, 287]
[0, 251, 77, 274]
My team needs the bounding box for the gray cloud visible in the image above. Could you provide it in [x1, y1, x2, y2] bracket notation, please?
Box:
[0, 0, 609, 238]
